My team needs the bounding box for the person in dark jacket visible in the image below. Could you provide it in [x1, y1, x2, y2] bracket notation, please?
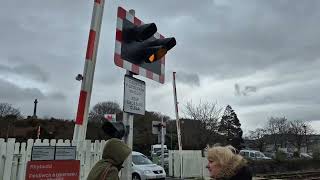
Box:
[206, 145, 252, 180]
[87, 138, 131, 180]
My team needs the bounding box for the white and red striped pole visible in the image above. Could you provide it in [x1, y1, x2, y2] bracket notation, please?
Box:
[73, 0, 105, 142]
[173, 72, 183, 178]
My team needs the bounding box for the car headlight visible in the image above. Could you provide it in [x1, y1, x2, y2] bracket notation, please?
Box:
[143, 170, 152, 174]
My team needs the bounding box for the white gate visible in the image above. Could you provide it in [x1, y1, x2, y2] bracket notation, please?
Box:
[168, 150, 210, 179]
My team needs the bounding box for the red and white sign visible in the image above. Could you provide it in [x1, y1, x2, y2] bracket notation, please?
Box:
[104, 114, 116, 122]
[114, 6, 166, 84]
[26, 160, 80, 180]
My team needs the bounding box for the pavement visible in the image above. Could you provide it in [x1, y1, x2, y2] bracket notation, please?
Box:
[166, 177, 262, 180]
[166, 177, 207, 180]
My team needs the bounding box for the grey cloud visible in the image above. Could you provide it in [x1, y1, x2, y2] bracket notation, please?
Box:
[0, 62, 49, 82]
[119, 0, 215, 20]
[13, 64, 48, 82]
[234, 83, 258, 96]
[168, 0, 320, 79]
[240, 104, 320, 129]
[242, 86, 257, 96]
[236, 79, 320, 107]
[0, 78, 66, 102]
[0, 79, 45, 101]
[262, 60, 320, 88]
[174, 71, 200, 87]
[235, 84, 241, 96]
[48, 92, 66, 100]
[0, 0, 320, 125]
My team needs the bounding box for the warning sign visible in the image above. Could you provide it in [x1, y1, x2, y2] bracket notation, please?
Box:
[123, 75, 146, 115]
[26, 160, 80, 180]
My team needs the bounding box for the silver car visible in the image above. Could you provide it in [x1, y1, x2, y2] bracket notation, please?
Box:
[240, 150, 272, 160]
[132, 151, 166, 180]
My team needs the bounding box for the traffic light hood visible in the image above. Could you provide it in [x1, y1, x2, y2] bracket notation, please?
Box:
[121, 19, 176, 64]
[123, 23, 157, 42]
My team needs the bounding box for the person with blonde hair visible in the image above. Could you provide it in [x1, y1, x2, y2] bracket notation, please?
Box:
[206, 145, 252, 180]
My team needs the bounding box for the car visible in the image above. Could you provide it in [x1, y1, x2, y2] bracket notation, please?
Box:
[151, 144, 168, 157]
[132, 151, 166, 180]
[239, 150, 272, 160]
[155, 151, 169, 166]
[300, 153, 312, 159]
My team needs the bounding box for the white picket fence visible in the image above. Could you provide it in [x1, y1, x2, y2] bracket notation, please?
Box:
[0, 138, 210, 180]
[168, 150, 210, 179]
[0, 138, 107, 180]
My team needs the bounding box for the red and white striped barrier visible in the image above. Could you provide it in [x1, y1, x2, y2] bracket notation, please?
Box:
[73, 0, 105, 142]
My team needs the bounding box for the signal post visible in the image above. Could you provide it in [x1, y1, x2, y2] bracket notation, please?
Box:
[101, 6, 176, 180]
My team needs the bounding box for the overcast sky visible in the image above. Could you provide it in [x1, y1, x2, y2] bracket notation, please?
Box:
[1, 0, 319, 134]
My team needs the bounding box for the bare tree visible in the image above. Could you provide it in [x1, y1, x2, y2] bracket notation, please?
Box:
[288, 120, 305, 154]
[249, 128, 267, 152]
[0, 103, 22, 119]
[88, 101, 121, 123]
[266, 117, 289, 151]
[288, 120, 314, 154]
[183, 100, 222, 149]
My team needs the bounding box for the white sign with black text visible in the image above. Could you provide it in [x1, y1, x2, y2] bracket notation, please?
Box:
[123, 75, 146, 115]
[31, 146, 55, 161]
[55, 146, 76, 160]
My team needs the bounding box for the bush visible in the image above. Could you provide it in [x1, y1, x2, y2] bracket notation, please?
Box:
[275, 150, 287, 162]
[312, 145, 320, 160]
[250, 159, 320, 174]
[293, 151, 300, 158]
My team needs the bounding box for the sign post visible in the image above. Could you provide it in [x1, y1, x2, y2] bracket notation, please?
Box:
[114, 6, 176, 180]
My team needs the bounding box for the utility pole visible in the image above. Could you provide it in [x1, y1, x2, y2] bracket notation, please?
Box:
[173, 72, 183, 178]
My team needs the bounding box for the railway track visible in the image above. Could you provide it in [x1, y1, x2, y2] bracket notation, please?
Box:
[255, 170, 320, 180]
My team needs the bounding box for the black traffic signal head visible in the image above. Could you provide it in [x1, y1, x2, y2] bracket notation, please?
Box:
[102, 121, 127, 139]
[121, 19, 176, 65]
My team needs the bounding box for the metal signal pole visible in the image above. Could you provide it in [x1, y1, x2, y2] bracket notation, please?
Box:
[161, 116, 165, 168]
[120, 9, 135, 180]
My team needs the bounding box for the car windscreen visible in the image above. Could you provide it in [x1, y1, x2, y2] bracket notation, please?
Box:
[132, 154, 153, 165]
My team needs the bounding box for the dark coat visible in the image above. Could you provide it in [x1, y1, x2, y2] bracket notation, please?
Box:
[87, 138, 131, 180]
[229, 166, 252, 180]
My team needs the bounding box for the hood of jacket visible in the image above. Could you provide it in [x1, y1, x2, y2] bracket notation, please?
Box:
[102, 138, 131, 166]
